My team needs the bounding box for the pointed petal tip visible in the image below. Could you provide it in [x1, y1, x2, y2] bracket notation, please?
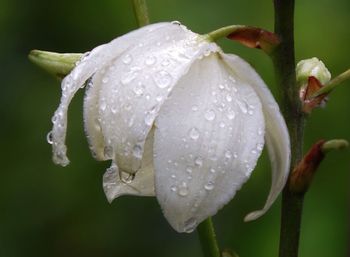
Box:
[243, 211, 263, 222]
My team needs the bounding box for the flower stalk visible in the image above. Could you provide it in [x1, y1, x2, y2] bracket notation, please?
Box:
[131, 0, 150, 27]
[312, 68, 350, 98]
[271, 0, 305, 257]
[197, 218, 221, 257]
[28, 50, 82, 79]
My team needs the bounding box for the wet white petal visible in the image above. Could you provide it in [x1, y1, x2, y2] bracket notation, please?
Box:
[83, 73, 106, 160]
[153, 54, 265, 233]
[103, 128, 155, 200]
[98, 23, 219, 174]
[222, 54, 290, 221]
[50, 23, 170, 166]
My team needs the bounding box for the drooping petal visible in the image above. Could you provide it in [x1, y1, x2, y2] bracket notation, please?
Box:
[83, 72, 106, 160]
[49, 22, 170, 166]
[103, 128, 155, 200]
[222, 53, 290, 221]
[153, 54, 265, 233]
[98, 22, 219, 174]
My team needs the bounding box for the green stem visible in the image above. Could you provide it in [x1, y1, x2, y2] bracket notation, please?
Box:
[312, 68, 350, 97]
[205, 25, 246, 41]
[197, 218, 221, 257]
[272, 1, 305, 257]
[131, 0, 150, 27]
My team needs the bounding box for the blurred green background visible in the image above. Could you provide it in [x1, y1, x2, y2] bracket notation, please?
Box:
[1, 0, 350, 256]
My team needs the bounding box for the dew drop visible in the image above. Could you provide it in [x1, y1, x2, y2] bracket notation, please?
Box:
[100, 101, 107, 111]
[204, 109, 216, 121]
[229, 75, 236, 83]
[194, 157, 203, 167]
[122, 54, 132, 64]
[161, 59, 170, 66]
[132, 144, 143, 158]
[257, 143, 264, 151]
[120, 170, 135, 184]
[46, 131, 53, 144]
[171, 20, 182, 25]
[189, 127, 200, 140]
[186, 167, 193, 174]
[104, 146, 113, 159]
[102, 76, 109, 83]
[219, 122, 225, 128]
[218, 84, 225, 90]
[248, 109, 254, 115]
[226, 110, 236, 120]
[233, 152, 238, 158]
[225, 150, 232, 159]
[133, 83, 145, 96]
[204, 181, 215, 191]
[226, 94, 233, 102]
[171, 185, 177, 192]
[210, 168, 216, 173]
[178, 182, 189, 197]
[154, 70, 173, 88]
[184, 218, 197, 233]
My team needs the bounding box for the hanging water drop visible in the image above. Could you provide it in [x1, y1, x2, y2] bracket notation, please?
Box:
[194, 157, 203, 167]
[177, 182, 189, 197]
[145, 55, 156, 66]
[46, 131, 53, 144]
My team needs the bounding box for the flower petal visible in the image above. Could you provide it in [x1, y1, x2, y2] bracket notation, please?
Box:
[50, 22, 170, 166]
[153, 54, 265, 233]
[98, 23, 219, 174]
[222, 53, 290, 221]
[83, 73, 106, 160]
[103, 128, 155, 200]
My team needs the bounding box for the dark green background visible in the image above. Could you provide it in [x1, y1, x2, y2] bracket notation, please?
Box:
[1, 0, 349, 256]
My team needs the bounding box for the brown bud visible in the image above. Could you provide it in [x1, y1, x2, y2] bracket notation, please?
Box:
[227, 27, 280, 54]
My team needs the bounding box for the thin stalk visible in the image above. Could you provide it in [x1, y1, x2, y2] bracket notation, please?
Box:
[197, 218, 221, 257]
[272, 1, 305, 257]
[312, 68, 350, 97]
[131, 0, 150, 27]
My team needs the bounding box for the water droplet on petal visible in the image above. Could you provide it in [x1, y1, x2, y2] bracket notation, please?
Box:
[226, 109, 236, 120]
[104, 146, 113, 159]
[122, 54, 132, 64]
[225, 150, 232, 159]
[171, 185, 177, 192]
[219, 122, 225, 128]
[204, 181, 215, 191]
[120, 170, 135, 184]
[189, 127, 200, 140]
[102, 76, 109, 83]
[171, 20, 182, 25]
[178, 182, 189, 197]
[210, 168, 216, 173]
[184, 218, 197, 233]
[186, 167, 193, 174]
[154, 70, 173, 88]
[46, 131, 53, 144]
[257, 143, 264, 151]
[204, 109, 216, 121]
[194, 157, 203, 167]
[132, 144, 143, 158]
[133, 83, 145, 96]
[226, 94, 233, 102]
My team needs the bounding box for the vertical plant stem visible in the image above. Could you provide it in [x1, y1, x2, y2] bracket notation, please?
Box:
[131, 0, 150, 27]
[197, 218, 221, 257]
[272, 1, 305, 257]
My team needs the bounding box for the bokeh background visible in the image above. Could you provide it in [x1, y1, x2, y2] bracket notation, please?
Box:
[1, 0, 350, 256]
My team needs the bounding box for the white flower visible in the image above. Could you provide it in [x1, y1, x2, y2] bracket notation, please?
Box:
[48, 22, 290, 233]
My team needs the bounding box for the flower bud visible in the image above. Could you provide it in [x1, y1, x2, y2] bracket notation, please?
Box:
[296, 57, 331, 85]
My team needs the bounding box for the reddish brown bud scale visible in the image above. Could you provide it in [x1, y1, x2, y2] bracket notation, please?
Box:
[227, 27, 280, 54]
[289, 140, 326, 194]
[300, 76, 328, 113]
